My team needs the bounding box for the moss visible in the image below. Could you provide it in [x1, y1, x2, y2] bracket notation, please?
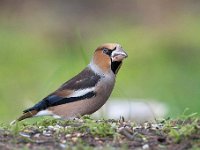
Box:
[0, 114, 199, 150]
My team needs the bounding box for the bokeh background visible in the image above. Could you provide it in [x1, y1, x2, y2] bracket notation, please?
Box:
[1, 0, 200, 123]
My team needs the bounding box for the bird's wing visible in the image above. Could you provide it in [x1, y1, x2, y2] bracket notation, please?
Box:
[23, 67, 101, 113]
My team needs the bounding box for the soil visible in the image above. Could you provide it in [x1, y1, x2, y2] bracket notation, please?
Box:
[0, 117, 199, 150]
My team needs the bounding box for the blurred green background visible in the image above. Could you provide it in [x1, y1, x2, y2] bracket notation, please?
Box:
[0, 0, 200, 123]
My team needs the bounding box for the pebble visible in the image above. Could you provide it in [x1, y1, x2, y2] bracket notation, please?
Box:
[144, 122, 151, 129]
[142, 144, 149, 149]
[47, 126, 54, 130]
[43, 130, 52, 136]
[74, 133, 82, 137]
[95, 137, 99, 140]
[60, 140, 66, 144]
[59, 143, 67, 149]
[19, 132, 31, 138]
[65, 134, 72, 138]
[65, 126, 72, 130]
[72, 137, 78, 142]
[34, 133, 40, 138]
[132, 125, 142, 130]
[151, 123, 163, 130]
[98, 140, 103, 144]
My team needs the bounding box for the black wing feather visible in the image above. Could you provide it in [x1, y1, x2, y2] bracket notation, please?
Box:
[23, 92, 96, 112]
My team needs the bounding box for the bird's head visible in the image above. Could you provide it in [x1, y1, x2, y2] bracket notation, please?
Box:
[90, 43, 128, 75]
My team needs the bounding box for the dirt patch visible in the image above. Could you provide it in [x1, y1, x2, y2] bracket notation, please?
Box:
[0, 116, 199, 150]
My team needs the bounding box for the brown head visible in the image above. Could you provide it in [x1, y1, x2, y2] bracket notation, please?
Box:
[91, 43, 128, 74]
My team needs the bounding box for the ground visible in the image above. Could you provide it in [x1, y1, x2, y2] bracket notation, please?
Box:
[0, 114, 199, 150]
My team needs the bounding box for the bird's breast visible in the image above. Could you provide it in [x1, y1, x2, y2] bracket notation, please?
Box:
[85, 74, 116, 113]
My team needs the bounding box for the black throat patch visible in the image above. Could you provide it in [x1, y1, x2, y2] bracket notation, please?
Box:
[111, 61, 122, 74]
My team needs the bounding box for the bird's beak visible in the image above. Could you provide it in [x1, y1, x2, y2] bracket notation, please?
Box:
[111, 47, 128, 62]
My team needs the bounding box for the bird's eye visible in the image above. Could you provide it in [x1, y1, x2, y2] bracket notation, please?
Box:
[102, 48, 112, 56]
[102, 48, 109, 53]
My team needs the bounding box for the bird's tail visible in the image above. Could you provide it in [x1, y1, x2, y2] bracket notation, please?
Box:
[10, 110, 38, 125]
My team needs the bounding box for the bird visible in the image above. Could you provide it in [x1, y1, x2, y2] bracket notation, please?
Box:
[12, 43, 128, 123]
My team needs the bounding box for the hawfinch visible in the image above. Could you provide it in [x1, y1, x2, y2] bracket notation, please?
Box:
[14, 43, 128, 122]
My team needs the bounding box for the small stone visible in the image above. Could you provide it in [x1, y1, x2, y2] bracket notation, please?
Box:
[55, 124, 63, 129]
[19, 132, 30, 138]
[132, 125, 142, 130]
[75, 133, 82, 137]
[142, 144, 149, 149]
[72, 137, 78, 142]
[61, 140, 66, 144]
[65, 134, 72, 138]
[34, 133, 40, 138]
[55, 124, 60, 128]
[43, 130, 51, 136]
[53, 127, 60, 132]
[59, 143, 66, 149]
[65, 126, 72, 130]
[142, 137, 147, 142]
[98, 140, 103, 144]
[95, 137, 99, 140]
[48, 126, 54, 130]
[151, 123, 163, 130]
[144, 122, 151, 129]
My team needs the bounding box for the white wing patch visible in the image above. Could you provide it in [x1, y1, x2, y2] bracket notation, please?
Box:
[35, 110, 61, 119]
[35, 110, 53, 116]
[68, 87, 95, 98]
